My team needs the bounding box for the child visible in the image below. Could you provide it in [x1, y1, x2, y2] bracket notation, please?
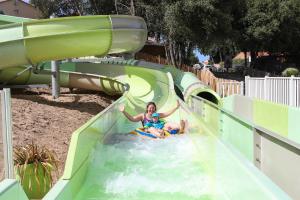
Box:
[143, 113, 165, 138]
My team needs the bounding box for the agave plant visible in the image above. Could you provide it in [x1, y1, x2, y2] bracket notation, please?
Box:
[13, 142, 59, 199]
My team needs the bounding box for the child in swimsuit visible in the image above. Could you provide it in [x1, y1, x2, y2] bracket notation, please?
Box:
[144, 113, 165, 138]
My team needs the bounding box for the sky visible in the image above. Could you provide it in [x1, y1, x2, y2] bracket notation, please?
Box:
[194, 49, 209, 62]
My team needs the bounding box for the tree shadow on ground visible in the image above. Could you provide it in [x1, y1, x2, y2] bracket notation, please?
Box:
[12, 88, 121, 116]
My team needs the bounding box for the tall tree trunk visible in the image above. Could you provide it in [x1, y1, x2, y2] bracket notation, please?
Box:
[178, 43, 182, 68]
[244, 51, 249, 75]
[250, 51, 256, 69]
[244, 51, 248, 68]
[130, 0, 135, 15]
[74, 1, 83, 15]
[164, 44, 170, 65]
[114, 0, 118, 14]
[185, 42, 193, 64]
[169, 40, 176, 67]
[154, 32, 160, 43]
[174, 42, 179, 66]
[90, 0, 100, 14]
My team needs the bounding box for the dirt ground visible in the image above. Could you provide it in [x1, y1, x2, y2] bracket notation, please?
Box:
[6, 87, 118, 182]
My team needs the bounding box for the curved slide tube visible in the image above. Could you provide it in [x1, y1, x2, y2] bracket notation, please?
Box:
[37, 59, 220, 105]
[163, 66, 220, 104]
[0, 66, 126, 95]
[0, 15, 147, 69]
[0, 14, 32, 25]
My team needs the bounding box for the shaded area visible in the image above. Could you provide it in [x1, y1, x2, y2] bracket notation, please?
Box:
[212, 71, 245, 82]
[174, 84, 184, 100]
[197, 91, 219, 105]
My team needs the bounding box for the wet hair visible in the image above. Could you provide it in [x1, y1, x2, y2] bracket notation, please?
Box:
[146, 102, 156, 113]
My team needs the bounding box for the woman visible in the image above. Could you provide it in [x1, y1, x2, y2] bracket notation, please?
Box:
[119, 100, 185, 137]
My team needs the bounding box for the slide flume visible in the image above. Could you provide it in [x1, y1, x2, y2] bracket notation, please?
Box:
[0, 15, 292, 200]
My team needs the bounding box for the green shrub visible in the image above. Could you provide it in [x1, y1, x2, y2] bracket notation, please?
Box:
[281, 67, 299, 77]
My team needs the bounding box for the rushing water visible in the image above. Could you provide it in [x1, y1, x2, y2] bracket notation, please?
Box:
[74, 128, 220, 200]
[73, 118, 287, 200]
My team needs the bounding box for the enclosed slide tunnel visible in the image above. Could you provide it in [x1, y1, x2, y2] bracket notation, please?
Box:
[164, 65, 220, 104]
[0, 15, 147, 69]
[0, 14, 292, 200]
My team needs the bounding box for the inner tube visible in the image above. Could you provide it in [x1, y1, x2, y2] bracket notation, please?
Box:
[130, 128, 179, 139]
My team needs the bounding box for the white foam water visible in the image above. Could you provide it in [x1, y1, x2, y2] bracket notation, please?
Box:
[75, 132, 214, 200]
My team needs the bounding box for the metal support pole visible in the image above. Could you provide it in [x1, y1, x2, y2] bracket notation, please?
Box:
[51, 60, 60, 99]
[50, 14, 60, 99]
[1, 88, 14, 178]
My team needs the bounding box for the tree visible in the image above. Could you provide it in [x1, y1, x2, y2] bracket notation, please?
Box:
[30, 0, 300, 69]
[30, 0, 115, 17]
[30, 0, 60, 18]
[86, 0, 115, 15]
[245, 0, 300, 53]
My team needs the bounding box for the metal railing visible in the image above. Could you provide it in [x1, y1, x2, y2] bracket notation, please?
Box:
[245, 76, 300, 107]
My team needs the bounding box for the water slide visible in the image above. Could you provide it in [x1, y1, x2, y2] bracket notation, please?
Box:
[0, 15, 292, 200]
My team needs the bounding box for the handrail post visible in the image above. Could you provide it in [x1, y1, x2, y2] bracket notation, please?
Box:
[1, 88, 14, 178]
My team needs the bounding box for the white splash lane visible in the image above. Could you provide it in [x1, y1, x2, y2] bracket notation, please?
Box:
[77, 133, 213, 200]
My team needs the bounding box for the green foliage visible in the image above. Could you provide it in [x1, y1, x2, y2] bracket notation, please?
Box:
[282, 67, 299, 76]
[30, 0, 116, 17]
[244, 0, 300, 53]
[30, 0, 60, 18]
[30, 0, 300, 66]
[137, 0, 165, 39]
[87, 0, 116, 15]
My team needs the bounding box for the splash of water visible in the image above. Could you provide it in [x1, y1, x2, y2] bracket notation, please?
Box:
[76, 133, 213, 200]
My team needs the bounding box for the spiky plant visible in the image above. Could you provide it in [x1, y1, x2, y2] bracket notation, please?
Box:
[13, 142, 59, 196]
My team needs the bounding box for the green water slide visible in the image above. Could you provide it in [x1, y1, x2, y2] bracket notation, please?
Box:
[39, 61, 290, 200]
[0, 15, 147, 69]
[0, 15, 32, 26]
[0, 15, 292, 200]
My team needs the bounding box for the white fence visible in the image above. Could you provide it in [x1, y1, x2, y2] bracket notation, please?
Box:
[245, 76, 300, 107]
[216, 81, 244, 98]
